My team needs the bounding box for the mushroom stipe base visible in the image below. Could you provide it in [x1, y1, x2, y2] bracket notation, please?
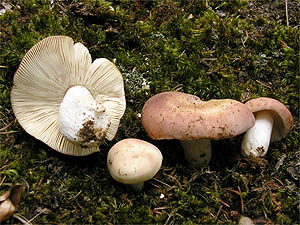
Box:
[180, 139, 212, 166]
[126, 183, 145, 192]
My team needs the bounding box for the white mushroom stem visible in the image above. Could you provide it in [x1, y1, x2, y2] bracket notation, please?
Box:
[180, 139, 212, 166]
[127, 182, 145, 192]
[59, 85, 110, 146]
[242, 111, 274, 157]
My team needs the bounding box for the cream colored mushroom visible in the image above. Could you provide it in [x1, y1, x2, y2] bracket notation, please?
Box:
[238, 216, 255, 225]
[11, 36, 126, 156]
[107, 138, 163, 191]
[141, 92, 255, 166]
[242, 97, 293, 157]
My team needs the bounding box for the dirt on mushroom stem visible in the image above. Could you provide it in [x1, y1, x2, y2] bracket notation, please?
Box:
[77, 120, 109, 146]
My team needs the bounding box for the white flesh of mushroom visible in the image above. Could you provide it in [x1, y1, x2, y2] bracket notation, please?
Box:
[180, 139, 212, 166]
[241, 111, 274, 157]
[59, 85, 110, 146]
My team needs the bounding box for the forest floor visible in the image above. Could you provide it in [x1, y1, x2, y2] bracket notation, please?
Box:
[0, 0, 299, 224]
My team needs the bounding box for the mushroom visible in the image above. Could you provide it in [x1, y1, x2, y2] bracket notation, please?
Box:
[11, 36, 126, 156]
[141, 91, 255, 166]
[241, 97, 293, 157]
[238, 216, 254, 225]
[107, 138, 163, 191]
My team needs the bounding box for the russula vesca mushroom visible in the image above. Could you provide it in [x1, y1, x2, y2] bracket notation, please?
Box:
[107, 138, 163, 191]
[241, 97, 293, 157]
[11, 36, 126, 156]
[141, 91, 255, 166]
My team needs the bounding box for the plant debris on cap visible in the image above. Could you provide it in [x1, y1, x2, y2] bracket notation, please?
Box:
[11, 36, 126, 156]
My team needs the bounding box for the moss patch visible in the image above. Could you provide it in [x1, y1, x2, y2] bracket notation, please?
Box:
[1, 0, 299, 224]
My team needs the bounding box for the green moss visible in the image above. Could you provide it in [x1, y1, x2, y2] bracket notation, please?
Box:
[0, 0, 299, 224]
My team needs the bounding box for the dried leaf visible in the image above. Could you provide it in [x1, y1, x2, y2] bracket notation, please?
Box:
[0, 184, 24, 223]
[275, 154, 286, 171]
[0, 199, 16, 223]
[9, 185, 23, 210]
[0, 189, 10, 202]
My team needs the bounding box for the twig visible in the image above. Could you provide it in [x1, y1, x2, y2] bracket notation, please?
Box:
[241, 31, 248, 47]
[152, 178, 173, 188]
[178, 50, 186, 58]
[164, 210, 175, 225]
[151, 183, 161, 189]
[153, 206, 171, 215]
[255, 80, 272, 89]
[154, 206, 171, 211]
[0, 176, 6, 186]
[285, 0, 289, 26]
[0, 120, 14, 131]
[28, 209, 47, 223]
[70, 189, 82, 200]
[215, 205, 223, 218]
[225, 186, 244, 213]
[13, 214, 32, 225]
[238, 186, 244, 213]
[273, 177, 284, 186]
[167, 174, 182, 189]
[200, 58, 218, 61]
[0, 130, 18, 135]
[217, 197, 230, 208]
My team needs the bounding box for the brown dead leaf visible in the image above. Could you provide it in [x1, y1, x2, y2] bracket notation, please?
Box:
[9, 184, 23, 210]
[0, 184, 24, 223]
[0, 189, 10, 202]
[0, 199, 16, 223]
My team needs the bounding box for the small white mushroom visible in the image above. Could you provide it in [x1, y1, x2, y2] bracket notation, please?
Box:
[242, 97, 293, 157]
[238, 216, 254, 225]
[107, 138, 163, 192]
[11, 36, 126, 156]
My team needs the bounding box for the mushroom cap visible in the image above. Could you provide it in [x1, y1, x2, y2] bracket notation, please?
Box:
[245, 97, 293, 142]
[11, 36, 126, 156]
[141, 91, 255, 140]
[107, 138, 163, 184]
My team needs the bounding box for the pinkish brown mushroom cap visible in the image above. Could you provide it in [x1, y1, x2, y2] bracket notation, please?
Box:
[245, 97, 293, 142]
[141, 91, 255, 141]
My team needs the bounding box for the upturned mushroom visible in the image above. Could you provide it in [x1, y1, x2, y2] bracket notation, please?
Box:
[11, 36, 126, 156]
[241, 97, 293, 157]
[141, 91, 255, 166]
[107, 138, 163, 191]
